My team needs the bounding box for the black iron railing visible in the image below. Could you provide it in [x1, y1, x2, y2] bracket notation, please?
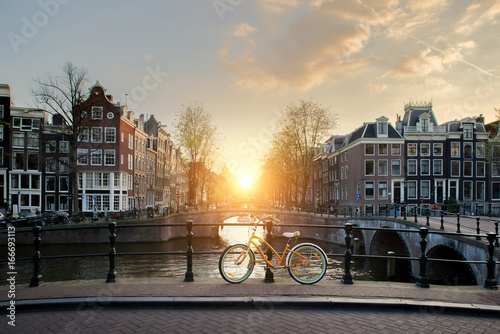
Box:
[1, 217, 498, 290]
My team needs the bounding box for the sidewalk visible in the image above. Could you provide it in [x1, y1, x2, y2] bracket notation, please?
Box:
[2, 277, 500, 315]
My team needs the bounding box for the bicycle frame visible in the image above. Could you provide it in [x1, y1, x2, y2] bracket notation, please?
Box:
[241, 224, 313, 270]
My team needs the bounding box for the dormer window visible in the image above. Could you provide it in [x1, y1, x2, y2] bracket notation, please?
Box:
[463, 124, 473, 140]
[376, 116, 389, 138]
[422, 118, 429, 132]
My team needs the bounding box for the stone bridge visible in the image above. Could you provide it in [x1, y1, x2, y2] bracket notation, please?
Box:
[172, 209, 499, 287]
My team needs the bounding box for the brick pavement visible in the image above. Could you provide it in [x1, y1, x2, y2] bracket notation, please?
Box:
[2, 278, 500, 333]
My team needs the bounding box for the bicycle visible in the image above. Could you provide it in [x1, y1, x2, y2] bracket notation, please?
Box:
[218, 214, 327, 284]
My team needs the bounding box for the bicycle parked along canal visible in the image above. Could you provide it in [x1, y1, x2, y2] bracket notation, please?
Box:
[218, 214, 327, 284]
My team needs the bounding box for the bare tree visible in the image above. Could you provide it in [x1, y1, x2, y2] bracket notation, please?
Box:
[267, 98, 337, 207]
[485, 107, 500, 176]
[173, 101, 222, 206]
[32, 62, 93, 213]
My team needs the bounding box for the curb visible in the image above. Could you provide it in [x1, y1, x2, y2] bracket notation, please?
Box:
[2, 296, 500, 318]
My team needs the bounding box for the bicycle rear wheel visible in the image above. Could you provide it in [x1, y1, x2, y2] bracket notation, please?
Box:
[219, 244, 255, 283]
[286, 243, 327, 284]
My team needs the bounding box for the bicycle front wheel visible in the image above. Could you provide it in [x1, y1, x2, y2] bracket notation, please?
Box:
[219, 244, 255, 283]
[286, 243, 327, 284]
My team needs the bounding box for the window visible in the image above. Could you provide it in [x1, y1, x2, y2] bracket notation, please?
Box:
[129, 134, 134, 149]
[46, 141, 56, 153]
[420, 143, 430, 156]
[451, 161, 460, 177]
[421, 160, 430, 175]
[451, 142, 460, 157]
[114, 195, 120, 211]
[407, 143, 417, 156]
[476, 161, 485, 177]
[91, 127, 102, 143]
[121, 133, 124, 142]
[79, 128, 89, 142]
[340, 167, 344, 180]
[407, 159, 417, 175]
[463, 143, 473, 159]
[21, 118, 32, 131]
[421, 118, 429, 132]
[463, 161, 472, 177]
[92, 106, 103, 119]
[433, 160, 442, 175]
[433, 143, 443, 156]
[378, 122, 387, 135]
[105, 128, 116, 143]
[27, 153, 38, 170]
[476, 142, 485, 158]
[104, 150, 116, 166]
[60, 157, 70, 173]
[378, 181, 388, 199]
[463, 124, 473, 139]
[91, 149, 102, 165]
[114, 173, 120, 187]
[408, 181, 417, 199]
[13, 132, 24, 147]
[378, 160, 388, 176]
[77, 149, 88, 165]
[449, 180, 458, 200]
[21, 174, 29, 189]
[60, 176, 69, 192]
[477, 181, 485, 201]
[59, 195, 69, 211]
[493, 183, 500, 200]
[463, 181, 473, 200]
[13, 118, 21, 128]
[493, 162, 500, 177]
[46, 176, 55, 191]
[0, 105, 3, 118]
[60, 141, 69, 153]
[0, 125, 3, 141]
[391, 144, 401, 155]
[27, 133, 39, 148]
[32, 175, 40, 190]
[378, 144, 388, 155]
[421, 180, 430, 198]
[365, 160, 375, 176]
[365, 144, 374, 155]
[13, 152, 24, 169]
[46, 195, 55, 211]
[365, 182, 374, 199]
[345, 165, 348, 179]
[391, 160, 401, 176]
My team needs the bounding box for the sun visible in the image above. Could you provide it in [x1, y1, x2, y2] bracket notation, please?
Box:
[238, 174, 254, 190]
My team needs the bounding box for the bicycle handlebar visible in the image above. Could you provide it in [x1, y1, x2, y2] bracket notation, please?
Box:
[249, 213, 280, 225]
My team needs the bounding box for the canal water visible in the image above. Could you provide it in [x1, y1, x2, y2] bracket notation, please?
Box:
[3, 217, 409, 285]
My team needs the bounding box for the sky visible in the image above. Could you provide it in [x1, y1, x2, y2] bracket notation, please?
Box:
[1, 0, 500, 185]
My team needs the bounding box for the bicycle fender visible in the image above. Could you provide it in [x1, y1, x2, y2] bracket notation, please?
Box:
[286, 243, 327, 264]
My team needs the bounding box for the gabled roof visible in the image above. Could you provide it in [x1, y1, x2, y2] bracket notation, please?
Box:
[342, 119, 403, 147]
[401, 102, 439, 127]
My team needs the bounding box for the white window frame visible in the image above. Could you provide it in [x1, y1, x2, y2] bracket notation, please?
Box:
[407, 159, 417, 176]
[420, 143, 430, 156]
[92, 106, 103, 120]
[91, 149, 102, 166]
[105, 127, 116, 143]
[407, 143, 417, 156]
[91, 127, 102, 143]
[77, 149, 88, 165]
[433, 143, 443, 156]
[451, 160, 460, 177]
[420, 159, 430, 176]
[378, 159, 388, 176]
[104, 150, 116, 166]
[476, 161, 485, 177]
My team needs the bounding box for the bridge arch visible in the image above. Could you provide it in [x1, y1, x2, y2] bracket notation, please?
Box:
[426, 245, 477, 285]
[369, 228, 411, 282]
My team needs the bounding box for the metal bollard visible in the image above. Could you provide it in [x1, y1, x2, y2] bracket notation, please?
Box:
[30, 226, 43, 287]
[106, 222, 117, 283]
[426, 210, 430, 227]
[342, 223, 353, 285]
[353, 238, 360, 255]
[495, 223, 499, 248]
[484, 233, 498, 290]
[404, 204, 407, 220]
[264, 219, 274, 283]
[476, 217, 481, 240]
[456, 213, 461, 233]
[416, 227, 430, 288]
[184, 220, 194, 282]
[440, 210, 444, 230]
[414, 210, 418, 223]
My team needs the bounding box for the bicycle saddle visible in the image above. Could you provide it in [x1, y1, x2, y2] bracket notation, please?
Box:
[283, 231, 300, 238]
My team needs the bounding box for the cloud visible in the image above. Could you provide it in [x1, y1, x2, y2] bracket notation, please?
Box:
[234, 23, 258, 37]
[260, 0, 304, 14]
[367, 83, 388, 93]
[457, 0, 500, 34]
[144, 54, 155, 63]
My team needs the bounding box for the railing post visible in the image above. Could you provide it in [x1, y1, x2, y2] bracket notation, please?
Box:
[387, 251, 395, 279]
[484, 233, 498, 290]
[456, 213, 461, 233]
[184, 220, 194, 282]
[440, 210, 444, 230]
[416, 227, 430, 288]
[476, 217, 481, 240]
[426, 210, 430, 227]
[342, 223, 353, 285]
[495, 222, 499, 247]
[414, 209, 418, 223]
[106, 222, 117, 283]
[29, 226, 43, 287]
[403, 204, 407, 220]
[394, 205, 397, 219]
[264, 218, 274, 283]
